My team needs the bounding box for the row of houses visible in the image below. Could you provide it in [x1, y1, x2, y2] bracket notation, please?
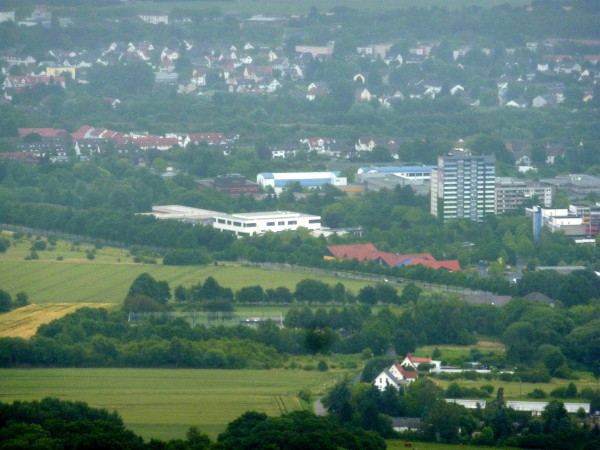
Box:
[2, 7, 597, 107]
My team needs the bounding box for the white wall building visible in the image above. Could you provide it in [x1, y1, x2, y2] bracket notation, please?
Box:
[257, 171, 347, 194]
[506, 401, 590, 414]
[147, 206, 321, 237]
[212, 211, 321, 237]
[0, 11, 15, 23]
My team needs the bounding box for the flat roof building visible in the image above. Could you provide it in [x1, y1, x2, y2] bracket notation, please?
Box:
[495, 177, 555, 215]
[212, 211, 321, 237]
[431, 151, 496, 222]
[257, 171, 347, 194]
[147, 206, 321, 237]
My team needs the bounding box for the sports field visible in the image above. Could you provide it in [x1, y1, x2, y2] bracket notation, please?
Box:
[0, 368, 345, 440]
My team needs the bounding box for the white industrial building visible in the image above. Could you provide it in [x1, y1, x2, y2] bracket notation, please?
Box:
[147, 205, 321, 237]
[211, 210, 321, 237]
[357, 165, 435, 182]
[256, 171, 347, 194]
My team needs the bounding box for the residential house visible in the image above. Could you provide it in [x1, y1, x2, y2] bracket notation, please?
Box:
[103, 97, 121, 109]
[295, 41, 335, 58]
[401, 353, 440, 371]
[131, 136, 179, 151]
[138, 13, 168, 25]
[3, 75, 66, 92]
[71, 125, 130, 152]
[269, 143, 299, 159]
[355, 88, 372, 102]
[300, 137, 336, 154]
[355, 136, 400, 154]
[0, 11, 15, 23]
[306, 82, 329, 101]
[184, 133, 228, 147]
[191, 69, 207, 86]
[373, 360, 420, 392]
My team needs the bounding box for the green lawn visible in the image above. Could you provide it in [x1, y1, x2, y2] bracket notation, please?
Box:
[0, 368, 343, 441]
[0, 232, 384, 304]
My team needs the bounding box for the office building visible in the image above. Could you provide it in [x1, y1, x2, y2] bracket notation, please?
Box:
[495, 177, 555, 215]
[431, 150, 495, 222]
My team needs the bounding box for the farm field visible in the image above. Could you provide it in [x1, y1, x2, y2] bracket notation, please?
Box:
[0, 232, 384, 304]
[417, 341, 506, 361]
[387, 441, 514, 450]
[0, 303, 116, 338]
[432, 375, 598, 402]
[0, 368, 345, 440]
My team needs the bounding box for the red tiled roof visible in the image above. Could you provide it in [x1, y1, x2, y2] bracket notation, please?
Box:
[406, 260, 461, 271]
[406, 353, 431, 363]
[132, 137, 178, 147]
[18, 128, 66, 138]
[393, 363, 418, 379]
[326, 244, 381, 261]
[71, 126, 130, 145]
[326, 244, 461, 272]
[188, 133, 226, 144]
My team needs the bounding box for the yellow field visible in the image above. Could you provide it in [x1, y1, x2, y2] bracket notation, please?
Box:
[0, 303, 116, 338]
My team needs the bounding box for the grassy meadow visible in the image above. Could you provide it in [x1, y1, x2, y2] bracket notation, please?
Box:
[0, 231, 387, 304]
[0, 368, 346, 440]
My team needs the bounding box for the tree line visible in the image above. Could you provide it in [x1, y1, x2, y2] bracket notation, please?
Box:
[0, 397, 385, 450]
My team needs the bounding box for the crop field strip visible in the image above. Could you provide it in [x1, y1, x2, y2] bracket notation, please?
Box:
[0, 303, 116, 338]
[0, 258, 381, 304]
[0, 368, 339, 440]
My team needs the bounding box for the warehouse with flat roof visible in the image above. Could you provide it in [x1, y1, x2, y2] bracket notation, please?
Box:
[256, 171, 347, 194]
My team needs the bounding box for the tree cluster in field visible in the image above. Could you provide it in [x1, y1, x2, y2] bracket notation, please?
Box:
[324, 378, 600, 447]
[0, 289, 28, 313]
[0, 397, 385, 450]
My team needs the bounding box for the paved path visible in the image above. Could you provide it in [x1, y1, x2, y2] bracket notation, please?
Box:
[313, 398, 327, 416]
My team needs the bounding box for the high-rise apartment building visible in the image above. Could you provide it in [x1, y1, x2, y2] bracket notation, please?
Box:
[431, 150, 496, 222]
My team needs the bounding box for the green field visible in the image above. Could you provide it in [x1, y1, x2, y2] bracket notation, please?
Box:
[387, 441, 514, 450]
[0, 368, 345, 440]
[0, 232, 386, 304]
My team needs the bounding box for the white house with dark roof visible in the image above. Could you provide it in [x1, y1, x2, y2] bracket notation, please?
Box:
[374, 359, 420, 391]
